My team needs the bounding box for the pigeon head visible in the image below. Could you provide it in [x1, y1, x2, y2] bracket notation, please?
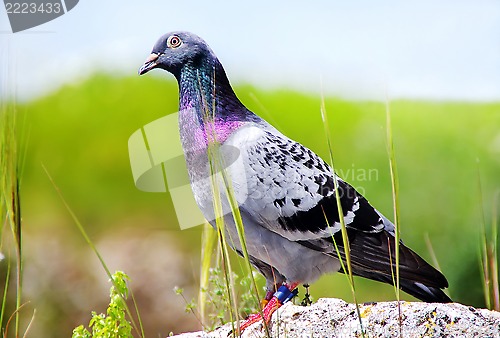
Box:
[139, 31, 259, 125]
[138, 31, 216, 78]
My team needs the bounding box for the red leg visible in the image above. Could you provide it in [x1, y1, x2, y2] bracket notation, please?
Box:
[238, 282, 299, 333]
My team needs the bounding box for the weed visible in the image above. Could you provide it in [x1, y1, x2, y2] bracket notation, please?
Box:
[72, 271, 133, 338]
[178, 268, 263, 331]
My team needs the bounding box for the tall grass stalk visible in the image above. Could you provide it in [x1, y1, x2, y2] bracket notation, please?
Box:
[207, 150, 239, 334]
[199, 222, 217, 327]
[0, 255, 12, 330]
[198, 70, 238, 334]
[423, 233, 442, 273]
[488, 191, 499, 311]
[218, 148, 262, 299]
[197, 70, 264, 336]
[42, 166, 145, 338]
[319, 95, 365, 337]
[218, 155, 267, 336]
[385, 99, 403, 336]
[478, 164, 499, 311]
[1, 95, 24, 337]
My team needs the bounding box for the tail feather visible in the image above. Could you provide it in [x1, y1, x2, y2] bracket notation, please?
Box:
[345, 268, 452, 302]
[400, 280, 452, 303]
[335, 230, 452, 303]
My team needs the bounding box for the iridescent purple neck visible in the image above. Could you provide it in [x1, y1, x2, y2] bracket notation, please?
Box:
[203, 120, 244, 144]
[177, 57, 261, 154]
[178, 107, 243, 150]
[178, 59, 260, 124]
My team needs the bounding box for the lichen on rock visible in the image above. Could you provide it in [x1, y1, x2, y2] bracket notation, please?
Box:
[169, 298, 500, 338]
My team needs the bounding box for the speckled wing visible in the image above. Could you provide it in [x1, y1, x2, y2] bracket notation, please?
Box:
[224, 124, 385, 242]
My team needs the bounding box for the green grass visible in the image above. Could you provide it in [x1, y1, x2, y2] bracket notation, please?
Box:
[1, 100, 27, 337]
[2, 73, 500, 335]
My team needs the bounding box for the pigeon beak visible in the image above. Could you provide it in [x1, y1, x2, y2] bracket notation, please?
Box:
[138, 53, 160, 75]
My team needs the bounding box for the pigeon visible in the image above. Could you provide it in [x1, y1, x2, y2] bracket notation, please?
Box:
[139, 31, 452, 331]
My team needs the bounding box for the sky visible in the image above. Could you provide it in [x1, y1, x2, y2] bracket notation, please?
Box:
[1, 0, 499, 101]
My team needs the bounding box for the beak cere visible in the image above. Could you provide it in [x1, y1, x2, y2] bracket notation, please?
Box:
[138, 53, 160, 75]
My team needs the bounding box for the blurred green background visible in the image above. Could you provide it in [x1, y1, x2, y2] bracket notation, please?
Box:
[2, 73, 499, 336]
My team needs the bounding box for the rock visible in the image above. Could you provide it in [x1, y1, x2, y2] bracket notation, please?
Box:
[169, 298, 500, 337]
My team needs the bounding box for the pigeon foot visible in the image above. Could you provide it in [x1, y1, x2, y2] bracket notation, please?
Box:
[236, 283, 298, 334]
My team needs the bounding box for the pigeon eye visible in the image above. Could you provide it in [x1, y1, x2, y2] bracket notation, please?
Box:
[167, 35, 182, 48]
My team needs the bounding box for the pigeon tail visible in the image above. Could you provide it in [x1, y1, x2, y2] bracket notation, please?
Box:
[399, 280, 452, 303]
[335, 230, 452, 303]
[344, 269, 452, 303]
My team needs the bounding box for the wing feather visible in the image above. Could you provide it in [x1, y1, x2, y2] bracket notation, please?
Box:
[224, 124, 383, 242]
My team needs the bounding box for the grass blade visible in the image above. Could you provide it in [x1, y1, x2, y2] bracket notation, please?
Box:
[1, 96, 24, 338]
[199, 222, 217, 328]
[490, 191, 499, 311]
[42, 165, 145, 338]
[319, 93, 365, 337]
[424, 233, 442, 273]
[385, 98, 403, 337]
[385, 99, 401, 300]
[478, 162, 499, 311]
[0, 250, 11, 331]
[195, 69, 264, 336]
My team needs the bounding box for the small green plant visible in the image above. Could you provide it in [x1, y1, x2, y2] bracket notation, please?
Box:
[174, 286, 199, 322]
[72, 271, 132, 338]
[238, 271, 264, 316]
[203, 268, 234, 328]
[176, 267, 263, 331]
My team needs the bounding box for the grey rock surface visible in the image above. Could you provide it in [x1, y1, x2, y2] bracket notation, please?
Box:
[170, 298, 500, 337]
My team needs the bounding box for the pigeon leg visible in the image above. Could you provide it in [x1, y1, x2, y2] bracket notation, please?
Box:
[261, 280, 282, 308]
[238, 282, 299, 333]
